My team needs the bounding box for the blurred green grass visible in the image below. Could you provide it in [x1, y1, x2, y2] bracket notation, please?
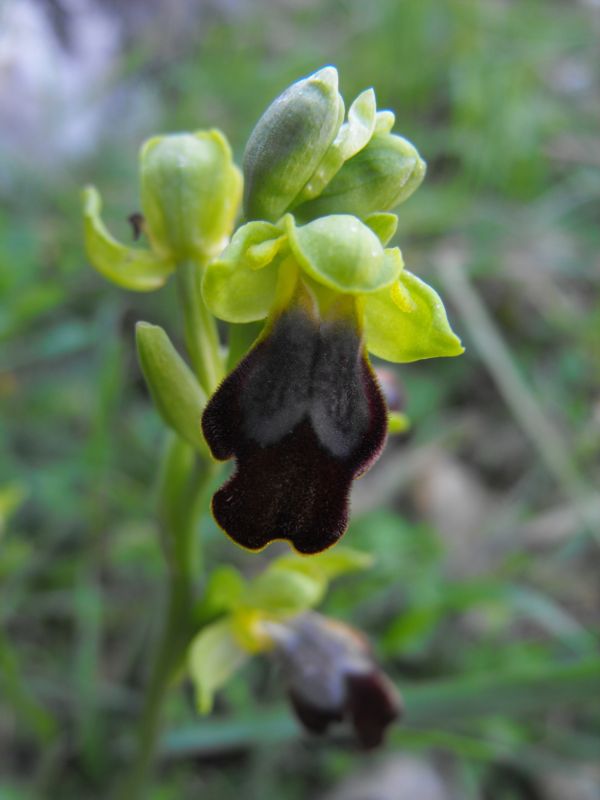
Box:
[1, 0, 599, 798]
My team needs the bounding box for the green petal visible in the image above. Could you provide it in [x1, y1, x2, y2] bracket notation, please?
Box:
[374, 109, 396, 134]
[286, 214, 403, 294]
[364, 212, 398, 245]
[337, 88, 377, 160]
[364, 270, 464, 363]
[135, 322, 208, 453]
[201, 221, 282, 322]
[82, 186, 173, 291]
[188, 620, 249, 714]
[294, 89, 377, 205]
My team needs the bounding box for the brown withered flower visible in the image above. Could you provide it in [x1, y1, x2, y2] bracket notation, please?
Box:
[263, 611, 402, 749]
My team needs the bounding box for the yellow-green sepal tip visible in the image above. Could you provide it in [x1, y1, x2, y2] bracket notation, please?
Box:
[82, 186, 174, 291]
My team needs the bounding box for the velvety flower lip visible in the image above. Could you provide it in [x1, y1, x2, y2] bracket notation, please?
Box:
[201, 300, 387, 554]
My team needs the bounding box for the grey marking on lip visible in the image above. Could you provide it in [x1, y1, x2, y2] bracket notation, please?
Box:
[241, 307, 369, 458]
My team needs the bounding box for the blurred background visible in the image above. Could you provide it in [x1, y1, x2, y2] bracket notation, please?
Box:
[1, 0, 599, 798]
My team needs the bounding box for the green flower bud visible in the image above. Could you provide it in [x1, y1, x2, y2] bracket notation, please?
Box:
[293, 133, 426, 221]
[285, 214, 403, 294]
[243, 66, 344, 222]
[136, 321, 209, 454]
[141, 130, 242, 262]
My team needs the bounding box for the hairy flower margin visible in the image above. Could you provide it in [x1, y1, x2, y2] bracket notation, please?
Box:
[82, 65, 463, 556]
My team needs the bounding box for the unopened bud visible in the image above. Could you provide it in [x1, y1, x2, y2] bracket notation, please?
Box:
[294, 133, 426, 221]
[243, 67, 344, 222]
[141, 130, 242, 262]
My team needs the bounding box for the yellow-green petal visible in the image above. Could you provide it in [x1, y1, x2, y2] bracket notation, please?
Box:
[286, 214, 403, 294]
[188, 620, 249, 714]
[82, 186, 174, 291]
[364, 270, 464, 363]
[202, 257, 279, 323]
[202, 223, 284, 324]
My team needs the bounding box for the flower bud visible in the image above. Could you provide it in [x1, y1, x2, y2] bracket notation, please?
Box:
[140, 130, 242, 262]
[136, 321, 209, 454]
[294, 133, 426, 221]
[243, 67, 344, 223]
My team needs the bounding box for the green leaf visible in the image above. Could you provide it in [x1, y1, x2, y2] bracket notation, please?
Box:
[286, 214, 403, 294]
[82, 186, 174, 291]
[364, 270, 464, 363]
[201, 221, 282, 322]
[188, 620, 248, 714]
[136, 322, 209, 453]
[0, 483, 28, 538]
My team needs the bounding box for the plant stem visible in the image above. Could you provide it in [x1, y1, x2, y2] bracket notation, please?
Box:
[176, 259, 223, 395]
[118, 258, 223, 798]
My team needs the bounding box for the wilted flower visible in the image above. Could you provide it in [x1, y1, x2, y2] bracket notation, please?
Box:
[201, 213, 462, 553]
[83, 129, 242, 290]
[265, 612, 402, 749]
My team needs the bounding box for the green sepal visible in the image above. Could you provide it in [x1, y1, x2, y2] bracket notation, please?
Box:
[200, 565, 247, 618]
[136, 322, 209, 453]
[82, 186, 174, 291]
[188, 620, 248, 714]
[201, 221, 283, 322]
[243, 67, 344, 222]
[388, 411, 411, 434]
[364, 270, 464, 363]
[364, 212, 398, 246]
[241, 546, 373, 617]
[294, 132, 426, 221]
[140, 130, 242, 263]
[286, 214, 403, 294]
[243, 567, 324, 616]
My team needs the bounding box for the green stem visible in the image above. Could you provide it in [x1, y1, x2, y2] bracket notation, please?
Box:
[118, 257, 224, 798]
[176, 259, 223, 395]
[117, 576, 192, 800]
[117, 458, 218, 800]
